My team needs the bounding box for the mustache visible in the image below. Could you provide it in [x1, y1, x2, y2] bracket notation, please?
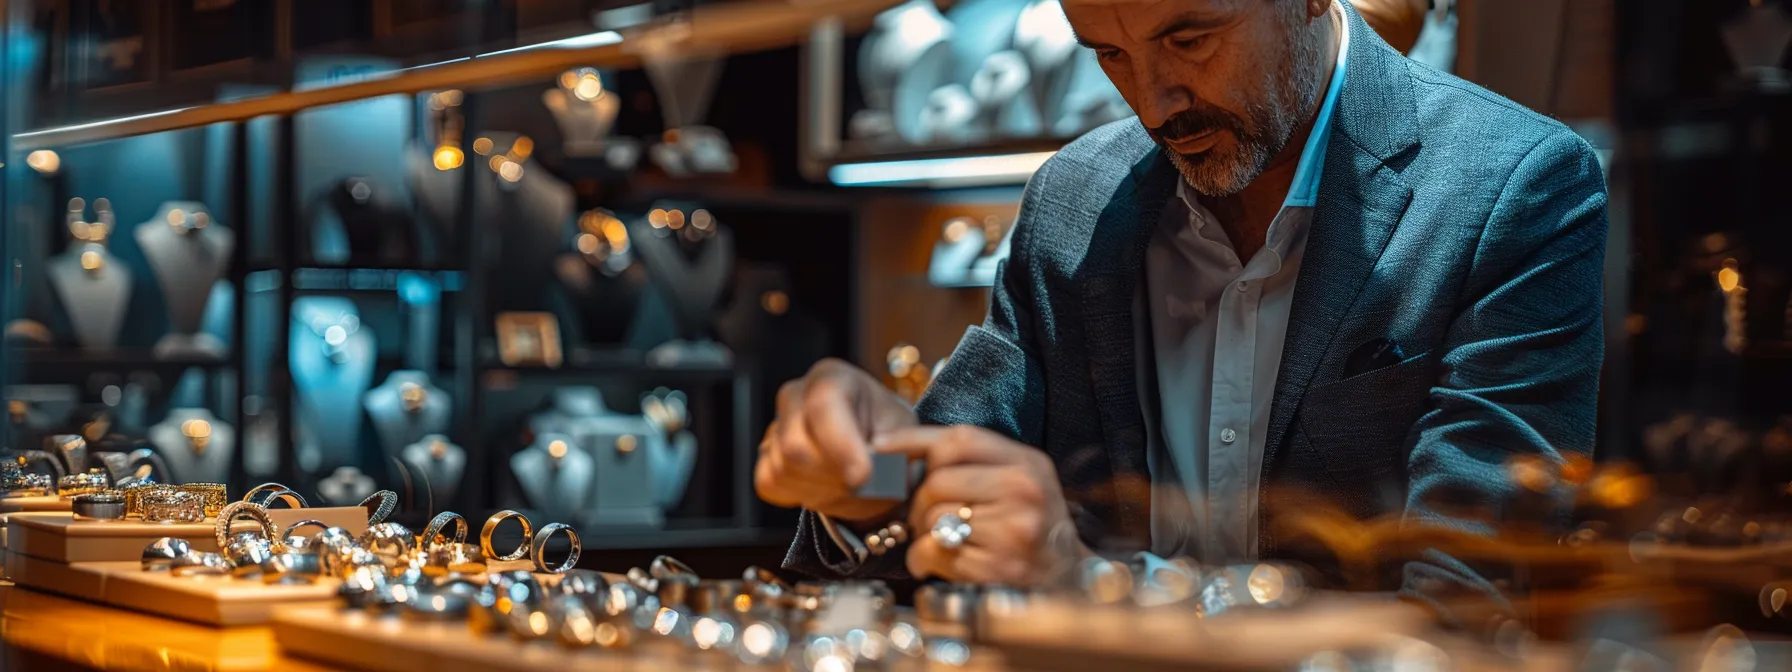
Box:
[1147, 104, 1248, 147]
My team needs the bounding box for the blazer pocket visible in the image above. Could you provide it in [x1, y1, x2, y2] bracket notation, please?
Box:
[1298, 350, 1437, 482]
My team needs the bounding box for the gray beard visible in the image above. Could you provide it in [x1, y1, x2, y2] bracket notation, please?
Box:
[1171, 11, 1329, 198]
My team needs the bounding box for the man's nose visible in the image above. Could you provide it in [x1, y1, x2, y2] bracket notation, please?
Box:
[1130, 58, 1190, 131]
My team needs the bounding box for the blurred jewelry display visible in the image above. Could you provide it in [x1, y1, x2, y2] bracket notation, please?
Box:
[639, 388, 698, 511]
[542, 67, 638, 168]
[289, 297, 375, 471]
[855, 0, 957, 144]
[123, 483, 175, 517]
[363, 370, 452, 459]
[178, 483, 229, 518]
[527, 387, 682, 528]
[47, 434, 90, 475]
[511, 434, 595, 525]
[46, 197, 132, 350]
[400, 435, 466, 509]
[494, 311, 564, 368]
[1721, 0, 1792, 92]
[135, 201, 233, 357]
[317, 466, 377, 506]
[146, 408, 234, 485]
[1, 460, 54, 497]
[633, 26, 735, 176]
[631, 203, 734, 368]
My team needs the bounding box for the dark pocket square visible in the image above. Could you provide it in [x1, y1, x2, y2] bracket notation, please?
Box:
[1344, 338, 1406, 379]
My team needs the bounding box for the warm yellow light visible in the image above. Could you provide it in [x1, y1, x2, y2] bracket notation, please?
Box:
[577, 233, 600, 255]
[574, 75, 604, 101]
[167, 208, 186, 226]
[743, 623, 777, 657]
[667, 210, 686, 230]
[559, 71, 580, 90]
[473, 137, 494, 156]
[601, 217, 629, 248]
[1718, 267, 1742, 293]
[594, 622, 621, 647]
[692, 209, 714, 231]
[648, 209, 669, 229]
[431, 595, 446, 610]
[615, 435, 637, 454]
[528, 611, 550, 635]
[762, 291, 790, 316]
[489, 155, 508, 172]
[433, 145, 464, 171]
[548, 440, 569, 459]
[511, 136, 534, 160]
[440, 90, 464, 106]
[80, 250, 102, 271]
[692, 617, 722, 649]
[498, 160, 524, 183]
[26, 150, 60, 175]
[943, 218, 970, 243]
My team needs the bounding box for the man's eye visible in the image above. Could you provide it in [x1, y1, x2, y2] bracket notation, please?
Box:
[1095, 48, 1124, 62]
[1168, 34, 1207, 52]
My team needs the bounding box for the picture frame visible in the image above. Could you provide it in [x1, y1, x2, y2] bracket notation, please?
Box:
[494, 312, 563, 368]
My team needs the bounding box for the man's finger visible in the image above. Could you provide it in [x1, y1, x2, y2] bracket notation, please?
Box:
[906, 535, 1027, 585]
[908, 466, 1011, 531]
[873, 425, 1018, 467]
[802, 376, 872, 487]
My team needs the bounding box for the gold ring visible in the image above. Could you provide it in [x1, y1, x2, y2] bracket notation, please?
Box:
[423, 512, 468, 547]
[215, 501, 282, 553]
[178, 483, 228, 518]
[244, 483, 309, 509]
[480, 510, 533, 562]
[124, 483, 176, 518]
[530, 523, 581, 574]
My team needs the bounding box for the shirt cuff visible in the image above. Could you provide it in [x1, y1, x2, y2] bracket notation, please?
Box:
[817, 512, 870, 565]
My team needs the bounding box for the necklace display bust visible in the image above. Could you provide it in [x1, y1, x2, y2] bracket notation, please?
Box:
[147, 408, 234, 484]
[135, 201, 233, 356]
[317, 466, 377, 506]
[511, 434, 595, 525]
[46, 198, 131, 350]
[401, 435, 466, 510]
[290, 297, 375, 470]
[629, 205, 734, 368]
[526, 387, 666, 528]
[363, 370, 451, 459]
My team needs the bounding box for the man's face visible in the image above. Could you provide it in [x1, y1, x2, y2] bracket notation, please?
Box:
[1063, 0, 1327, 197]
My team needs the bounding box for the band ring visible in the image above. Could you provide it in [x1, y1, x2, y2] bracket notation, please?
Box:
[930, 505, 974, 550]
[530, 523, 582, 574]
[423, 512, 468, 547]
[480, 510, 534, 562]
[72, 491, 126, 521]
[360, 490, 398, 525]
[215, 501, 282, 554]
[244, 483, 310, 509]
[284, 519, 330, 539]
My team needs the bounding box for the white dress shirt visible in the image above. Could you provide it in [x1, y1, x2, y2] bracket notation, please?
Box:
[1144, 4, 1350, 564]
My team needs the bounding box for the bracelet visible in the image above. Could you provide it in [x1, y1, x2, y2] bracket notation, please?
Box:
[480, 510, 533, 562]
[865, 521, 910, 557]
[177, 483, 229, 518]
[124, 484, 176, 518]
[142, 490, 204, 524]
[530, 523, 582, 574]
[57, 469, 111, 499]
[1, 466, 53, 498]
[72, 491, 126, 521]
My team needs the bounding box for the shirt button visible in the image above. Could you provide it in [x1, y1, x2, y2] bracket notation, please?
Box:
[1235, 282, 1249, 293]
[1219, 428, 1237, 444]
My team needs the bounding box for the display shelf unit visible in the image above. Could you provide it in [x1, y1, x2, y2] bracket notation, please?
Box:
[3, 0, 895, 550]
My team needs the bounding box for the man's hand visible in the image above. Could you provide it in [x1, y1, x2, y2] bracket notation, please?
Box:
[876, 425, 1088, 586]
[755, 359, 919, 523]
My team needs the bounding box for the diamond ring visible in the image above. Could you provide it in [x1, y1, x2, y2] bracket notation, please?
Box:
[931, 505, 974, 550]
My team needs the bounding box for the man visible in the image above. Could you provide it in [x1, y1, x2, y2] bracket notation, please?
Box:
[759, 0, 1607, 610]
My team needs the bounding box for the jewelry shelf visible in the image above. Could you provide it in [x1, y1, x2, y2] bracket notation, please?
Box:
[11, 349, 232, 382]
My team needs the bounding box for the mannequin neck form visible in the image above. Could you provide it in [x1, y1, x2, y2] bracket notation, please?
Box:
[553, 387, 606, 416]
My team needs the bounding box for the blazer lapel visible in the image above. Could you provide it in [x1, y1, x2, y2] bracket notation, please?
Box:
[1262, 2, 1420, 476]
[1078, 150, 1178, 541]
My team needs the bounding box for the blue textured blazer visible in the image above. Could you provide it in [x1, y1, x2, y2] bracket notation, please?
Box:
[787, 3, 1608, 610]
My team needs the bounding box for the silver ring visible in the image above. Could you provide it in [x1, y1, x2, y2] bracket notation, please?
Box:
[259, 550, 325, 584]
[361, 490, 398, 525]
[141, 537, 192, 571]
[930, 505, 974, 550]
[423, 512, 468, 547]
[284, 519, 330, 539]
[72, 491, 126, 521]
[215, 501, 281, 553]
[171, 551, 231, 576]
[244, 483, 309, 509]
[530, 523, 582, 574]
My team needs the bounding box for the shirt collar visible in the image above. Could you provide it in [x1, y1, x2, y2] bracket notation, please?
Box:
[1284, 2, 1350, 208]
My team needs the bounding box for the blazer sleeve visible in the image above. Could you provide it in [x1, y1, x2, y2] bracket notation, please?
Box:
[1399, 129, 1608, 618]
[781, 165, 1055, 580]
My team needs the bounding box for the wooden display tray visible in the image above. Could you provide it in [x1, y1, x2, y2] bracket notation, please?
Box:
[272, 605, 674, 672]
[0, 497, 73, 557]
[983, 595, 1432, 672]
[4, 552, 109, 602]
[0, 586, 342, 672]
[95, 561, 340, 627]
[6, 507, 369, 564]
